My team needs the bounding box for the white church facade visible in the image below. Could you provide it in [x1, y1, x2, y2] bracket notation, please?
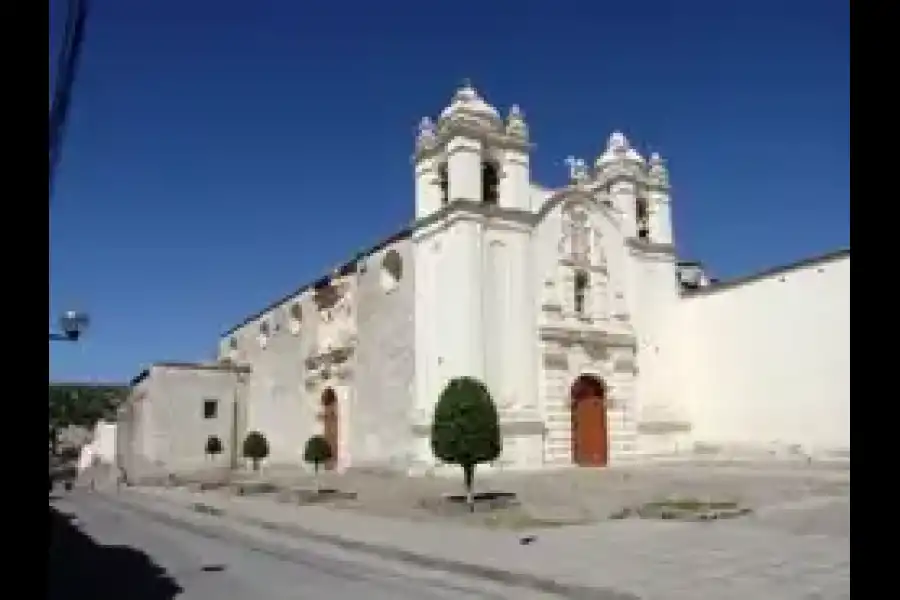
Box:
[116, 84, 849, 478]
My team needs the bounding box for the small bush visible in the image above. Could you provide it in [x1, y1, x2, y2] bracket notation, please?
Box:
[242, 431, 269, 471]
[303, 435, 333, 473]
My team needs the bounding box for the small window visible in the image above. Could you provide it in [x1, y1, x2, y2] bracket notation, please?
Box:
[482, 161, 499, 205]
[380, 250, 403, 292]
[438, 163, 449, 206]
[228, 337, 238, 350]
[574, 270, 589, 315]
[203, 399, 218, 419]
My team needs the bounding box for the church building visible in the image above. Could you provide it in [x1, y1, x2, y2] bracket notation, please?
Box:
[116, 83, 850, 479]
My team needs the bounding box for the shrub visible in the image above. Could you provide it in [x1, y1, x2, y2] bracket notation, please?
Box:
[303, 435, 333, 473]
[430, 377, 501, 511]
[205, 435, 223, 458]
[303, 434, 333, 491]
[242, 431, 269, 471]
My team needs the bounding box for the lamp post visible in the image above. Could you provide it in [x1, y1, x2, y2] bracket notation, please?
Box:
[49, 310, 90, 342]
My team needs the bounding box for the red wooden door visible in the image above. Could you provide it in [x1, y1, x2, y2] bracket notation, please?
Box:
[572, 395, 608, 467]
[321, 389, 338, 470]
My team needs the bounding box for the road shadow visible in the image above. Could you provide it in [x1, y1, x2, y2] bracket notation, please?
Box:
[48, 505, 183, 600]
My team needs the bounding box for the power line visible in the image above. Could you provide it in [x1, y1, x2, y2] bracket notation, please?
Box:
[49, 0, 90, 201]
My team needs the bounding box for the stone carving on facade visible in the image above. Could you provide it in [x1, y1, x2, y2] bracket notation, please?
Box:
[647, 152, 670, 188]
[415, 117, 438, 153]
[608, 131, 629, 157]
[564, 156, 590, 185]
[592, 228, 608, 271]
[568, 207, 591, 265]
[307, 281, 357, 383]
[611, 290, 630, 321]
[559, 204, 607, 269]
[505, 104, 528, 140]
[437, 81, 502, 132]
[594, 132, 646, 185]
[541, 277, 562, 315]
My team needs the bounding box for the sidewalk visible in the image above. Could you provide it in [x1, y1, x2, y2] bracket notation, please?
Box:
[121, 486, 849, 600]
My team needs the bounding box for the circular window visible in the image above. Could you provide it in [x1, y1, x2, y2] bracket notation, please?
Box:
[380, 250, 403, 292]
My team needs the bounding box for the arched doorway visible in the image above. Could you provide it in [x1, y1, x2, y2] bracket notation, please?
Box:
[320, 388, 338, 470]
[570, 374, 608, 467]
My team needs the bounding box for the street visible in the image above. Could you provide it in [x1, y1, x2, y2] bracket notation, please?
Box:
[48, 491, 563, 600]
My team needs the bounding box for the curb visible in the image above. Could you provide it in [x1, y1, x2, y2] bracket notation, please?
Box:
[110, 490, 637, 600]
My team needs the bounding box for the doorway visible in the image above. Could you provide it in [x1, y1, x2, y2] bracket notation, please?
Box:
[320, 387, 338, 470]
[570, 374, 608, 467]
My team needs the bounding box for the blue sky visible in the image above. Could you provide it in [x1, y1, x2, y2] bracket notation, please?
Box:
[49, 0, 849, 383]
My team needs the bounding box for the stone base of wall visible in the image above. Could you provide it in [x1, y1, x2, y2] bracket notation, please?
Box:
[648, 440, 852, 467]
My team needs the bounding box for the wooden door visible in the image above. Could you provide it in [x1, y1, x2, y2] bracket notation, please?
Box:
[321, 389, 338, 470]
[571, 395, 608, 467]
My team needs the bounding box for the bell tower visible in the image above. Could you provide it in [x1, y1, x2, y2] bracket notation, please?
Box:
[411, 84, 539, 462]
[645, 153, 673, 245]
[413, 82, 533, 218]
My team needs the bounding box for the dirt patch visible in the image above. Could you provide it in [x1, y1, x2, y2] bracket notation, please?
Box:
[231, 482, 279, 496]
[174, 464, 848, 533]
[609, 498, 753, 522]
[275, 488, 358, 505]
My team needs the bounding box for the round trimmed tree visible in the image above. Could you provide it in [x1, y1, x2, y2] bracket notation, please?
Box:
[242, 431, 269, 471]
[303, 434, 333, 492]
[430, 377, 501, 512]
[205, 435, 223, 459]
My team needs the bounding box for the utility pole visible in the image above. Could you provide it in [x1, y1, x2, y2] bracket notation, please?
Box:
[49, 0, 90, 201]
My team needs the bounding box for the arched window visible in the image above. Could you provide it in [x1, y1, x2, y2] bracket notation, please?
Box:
[289, 302, 302, 322]
[438, 163, 449, 206]
[287, 302, 303, 334]
[635, 198, 650, 240]
[574, 270, 589, 315]
[482, 161, 499, 205]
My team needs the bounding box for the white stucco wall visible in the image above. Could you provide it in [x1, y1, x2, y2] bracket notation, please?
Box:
[78, 421, 117, 472]
[353, 238, 416, 470]
[221, 288, 321, 467]
[677, 253, 850, 458]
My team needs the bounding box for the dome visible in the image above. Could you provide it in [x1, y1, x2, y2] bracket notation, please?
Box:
[438, 82, 501, 124]
[596, 131, 645, 166]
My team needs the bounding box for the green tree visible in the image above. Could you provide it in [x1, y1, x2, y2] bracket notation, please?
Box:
[430, 377, 501, 512]
[48, 383, 126, 454]
[303, 434, 333, 492]
[205, 435, 224, 459]
[242, 431, 269, 471]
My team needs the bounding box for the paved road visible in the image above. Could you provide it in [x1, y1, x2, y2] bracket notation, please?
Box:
[48, 492, 563, 600]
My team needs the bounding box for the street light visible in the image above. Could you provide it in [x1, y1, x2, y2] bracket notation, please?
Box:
[49, 310, 90, 342]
